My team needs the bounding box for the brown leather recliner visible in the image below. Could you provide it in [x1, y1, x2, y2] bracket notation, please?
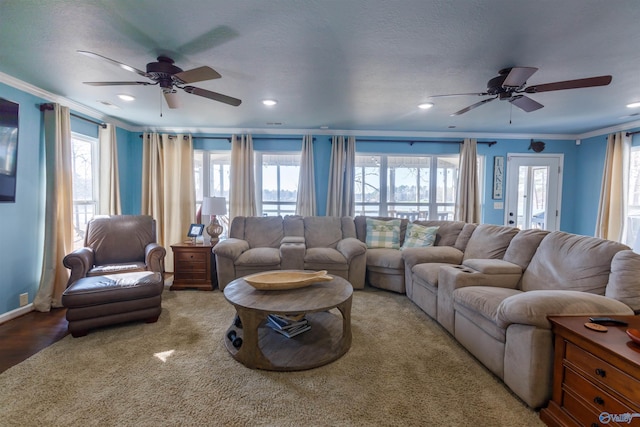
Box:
[63, 215, 166, 287]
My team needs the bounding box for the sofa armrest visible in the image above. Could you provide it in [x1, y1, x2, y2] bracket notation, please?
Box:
[145, 242, 166, 273]
[437, 264, 523, 334]
[496, 290, 634, 329]
[462, 259, 522, 275]
[281, 236, 305, 244]
[62, 247, 95, 287]
[212, 238, 250, 260]
[402, 246, 464, 269]
[336, 237, 367, 263]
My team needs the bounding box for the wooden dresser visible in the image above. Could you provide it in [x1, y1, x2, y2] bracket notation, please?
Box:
[540, 315, 640, 427]
[170, 242, 216, 291]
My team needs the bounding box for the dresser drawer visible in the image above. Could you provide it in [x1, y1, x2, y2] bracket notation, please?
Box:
[565, 342, 640, 403]
[563, 367, 633, 415]
[562, 389, 618, 427]
[175, 251, 208, 263]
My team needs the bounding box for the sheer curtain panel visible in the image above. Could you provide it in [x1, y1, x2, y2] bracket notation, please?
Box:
[326, 136, 355, 217]
[296, 134, 316, 216]
[596, 131, 630, 241]
[141, 133, 195, 270]
[98, 123, 122, 215]
[454, 138, 481, 223]
[229, 134, 257, 219]
[34, 104, 74, 311]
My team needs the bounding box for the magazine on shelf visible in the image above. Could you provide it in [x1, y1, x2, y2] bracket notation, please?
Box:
[267, 314, 309, 331]
[272, 323, 311, 338]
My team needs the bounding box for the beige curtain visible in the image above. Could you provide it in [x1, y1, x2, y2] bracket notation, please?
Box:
[34, 104, 74, 311]
[295, 134, 316, 216]
[229, 134, 257, 219]
[454, 138, 481, 223]
[98, 123, 122, 215]
[326, 136, 355, 217]
[596, 131, 630, 241]
[141, 133, 195, 271]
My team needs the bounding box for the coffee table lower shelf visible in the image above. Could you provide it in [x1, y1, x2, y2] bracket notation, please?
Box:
[224, 310, 349, 371]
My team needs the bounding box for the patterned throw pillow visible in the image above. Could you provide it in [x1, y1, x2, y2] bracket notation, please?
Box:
[401, 223, 439, 250]
[365, 218, 402, 249]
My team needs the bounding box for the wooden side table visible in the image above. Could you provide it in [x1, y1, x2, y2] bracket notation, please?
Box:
[170, 242, 217, 291]
[540, 315, 640, 427]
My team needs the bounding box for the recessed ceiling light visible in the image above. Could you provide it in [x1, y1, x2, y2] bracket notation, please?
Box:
[418, 102, 434, 110]
[117, 94, 135, 102]
[626, 102, 640, 108]
[262, 99, 277, 106]
[97, 100, 120, 109]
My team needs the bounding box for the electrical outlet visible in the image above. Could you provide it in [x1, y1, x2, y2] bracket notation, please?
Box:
[19, 293, 28, 307]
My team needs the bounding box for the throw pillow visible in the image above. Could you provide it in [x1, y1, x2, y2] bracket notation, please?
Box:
[401, 223, 439, 250]
[365, 218, 401, 249]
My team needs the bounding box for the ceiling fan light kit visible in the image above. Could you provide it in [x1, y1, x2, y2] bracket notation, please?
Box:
[77, 50, 241, 109]
[432, 67, 612, 116]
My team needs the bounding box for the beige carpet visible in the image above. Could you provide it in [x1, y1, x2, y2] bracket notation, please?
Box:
[0, 287, 543, 426]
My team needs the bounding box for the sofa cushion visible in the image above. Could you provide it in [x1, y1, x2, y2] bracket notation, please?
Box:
[401, 224, 439, 250]
[496, 290, 634, 329]
[235, 247, 281, 267]
[521, 231, 629, 293]
[606, 250, 640, 313]
[365, 218, 401, 249]
[412, 220, 466, 247]
[367, 248, 404, 270]
[412, 262, 453, 287]
[243, 217, 284, 249]
[453, 286, 522, 342]
[304, 216, 344, 249]
[355, 216, 409, 246]
[503, 229, 549, 270]
[463, 224, 519, 261]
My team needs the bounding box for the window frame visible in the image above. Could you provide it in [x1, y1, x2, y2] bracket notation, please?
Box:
[70, 131, 99, 247]
[255, 151, 300, 217]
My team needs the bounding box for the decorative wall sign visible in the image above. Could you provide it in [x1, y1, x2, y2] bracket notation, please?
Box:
[493, 156, 504, 200]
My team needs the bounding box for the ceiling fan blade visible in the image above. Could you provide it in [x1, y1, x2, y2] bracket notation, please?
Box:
[174, 66, 221, 84]
[503, 67, 538, 88]
[525, 75, 612, 93]
[429, 92, 489, 98]
[77, 50, 151, 78]
[450, 97, 497, 116]
[163, 91, 180, 109]
[509, 95, 544, 112]
[83, 81, 154, 86]
[183, 86, 242, 106]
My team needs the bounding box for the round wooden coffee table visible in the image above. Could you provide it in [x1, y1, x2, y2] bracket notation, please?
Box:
[223, 274, 353, 371]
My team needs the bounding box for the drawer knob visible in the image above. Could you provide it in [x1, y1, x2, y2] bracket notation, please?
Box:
[593, 396, 604, 405]
[595, 368, 606, 377]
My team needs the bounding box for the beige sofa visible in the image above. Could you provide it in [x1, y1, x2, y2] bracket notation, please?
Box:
[214, 216, 366, 290]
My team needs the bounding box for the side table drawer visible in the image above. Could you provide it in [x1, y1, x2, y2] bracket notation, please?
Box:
[563, 367, 633, 415]
[175, 260, 206, 271]
[175, 251, 208, 263]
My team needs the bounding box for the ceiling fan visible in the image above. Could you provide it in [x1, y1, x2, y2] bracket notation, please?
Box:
[77, 50, 241, 108]
[430, 67, 611, 116]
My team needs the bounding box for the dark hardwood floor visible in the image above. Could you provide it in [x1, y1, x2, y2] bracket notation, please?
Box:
[0, 308, 68, 374]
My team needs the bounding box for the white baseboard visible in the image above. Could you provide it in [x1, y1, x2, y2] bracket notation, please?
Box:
[0, 303, 34, 325]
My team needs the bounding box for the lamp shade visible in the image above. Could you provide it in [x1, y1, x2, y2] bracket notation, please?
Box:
[201, 196, 227, 216]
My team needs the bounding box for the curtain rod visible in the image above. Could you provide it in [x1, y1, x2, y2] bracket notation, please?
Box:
[355, 139, 497, 146]
[626, 130, 640, 136]
[38, 103, 107, 128]
[138, 135, 315, 142]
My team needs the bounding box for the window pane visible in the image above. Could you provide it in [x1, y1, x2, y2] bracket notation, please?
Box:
[437, 156, 458, 203]
[259, 153, 300, 215]
[71, 134, 98, 248]
[627, 148, 640, 245]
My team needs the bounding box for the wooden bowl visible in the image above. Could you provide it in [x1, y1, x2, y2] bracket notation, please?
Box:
[626, 328, 640, 345]
[244, 270, 333, 290]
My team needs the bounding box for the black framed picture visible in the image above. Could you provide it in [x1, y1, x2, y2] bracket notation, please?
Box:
[187, 224, 204, 237]
[0, 97, 19, 203]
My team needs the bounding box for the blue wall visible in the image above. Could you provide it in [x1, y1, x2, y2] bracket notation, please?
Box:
[1, 78, 638, 316]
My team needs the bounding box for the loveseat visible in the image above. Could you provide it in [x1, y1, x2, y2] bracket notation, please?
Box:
[214, 216, 366, 290]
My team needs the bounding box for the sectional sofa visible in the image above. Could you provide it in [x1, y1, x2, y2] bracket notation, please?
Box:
[215, 215, 640, 409]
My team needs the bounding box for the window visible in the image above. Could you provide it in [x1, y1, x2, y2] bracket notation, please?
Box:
[256, 152, 300, 216]
[355, 154, 483, 221]
[626, 146, 640, 246]
[194, 150, 230, 203]
[71, 132, 98, 247]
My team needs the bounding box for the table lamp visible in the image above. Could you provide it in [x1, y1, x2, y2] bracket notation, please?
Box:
[201, 196, 227, 243]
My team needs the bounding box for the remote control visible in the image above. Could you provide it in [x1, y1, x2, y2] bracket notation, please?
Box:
[588, 317, 629, 326]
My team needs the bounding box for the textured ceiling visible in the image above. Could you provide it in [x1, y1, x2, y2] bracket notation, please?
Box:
[1, 0, 639, 136]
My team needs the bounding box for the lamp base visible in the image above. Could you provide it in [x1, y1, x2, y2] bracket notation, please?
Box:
[206, 216, 223, 243]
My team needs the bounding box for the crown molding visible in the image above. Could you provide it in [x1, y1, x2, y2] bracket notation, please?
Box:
[0, 71, 137, 132]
